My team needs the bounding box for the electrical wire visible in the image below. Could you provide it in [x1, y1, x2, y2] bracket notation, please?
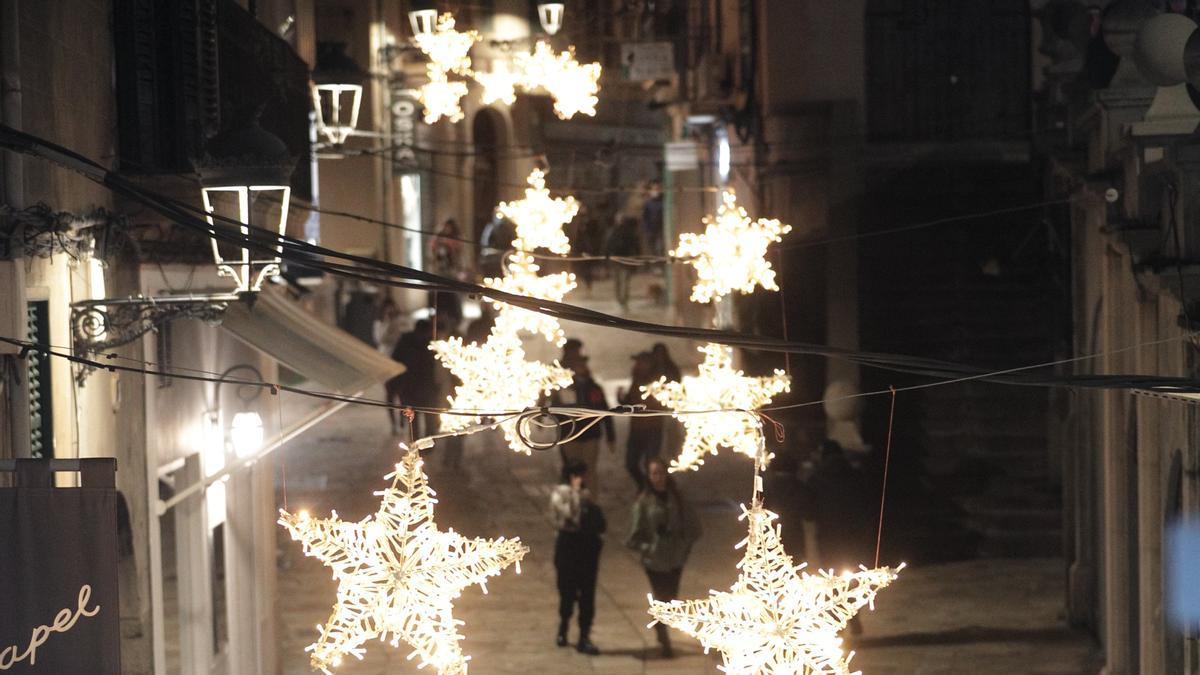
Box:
[3, 123, 1198, 393]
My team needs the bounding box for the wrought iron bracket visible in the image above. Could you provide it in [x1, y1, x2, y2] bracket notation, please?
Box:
[70, 293, 244, 384]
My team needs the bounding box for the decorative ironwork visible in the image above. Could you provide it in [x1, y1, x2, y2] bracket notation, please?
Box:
[71, 294, 238, 384]
[0, 203, 125, 261]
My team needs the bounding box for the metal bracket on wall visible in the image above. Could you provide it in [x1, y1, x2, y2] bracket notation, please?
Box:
[70, 293, 242, 384]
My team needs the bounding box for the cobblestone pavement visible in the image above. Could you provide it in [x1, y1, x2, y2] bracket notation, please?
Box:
[275, 274, 1102, 674]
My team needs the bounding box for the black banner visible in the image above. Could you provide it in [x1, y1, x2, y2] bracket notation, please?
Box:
[0, 459, 120, 673]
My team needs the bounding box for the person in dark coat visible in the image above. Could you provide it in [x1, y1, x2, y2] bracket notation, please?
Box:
[620, 351, 664, 490]
[553, 358, 615, 492]
[386, 319, 437, 435]
[549, 462, 606, 654]
[605, 216, 641, 310]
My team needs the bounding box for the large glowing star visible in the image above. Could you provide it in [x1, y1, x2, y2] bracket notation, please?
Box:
[673, 188, 792, 303]
[417, 70, 469, 124]
[642, 343, 789, 473]
[413, 13, 479, 76]
[278, 451, 527, 674]
[484, 253, 577, 345]
[496, 168, 579, 255]
[431, 330, 573, 454]
[514, 41, 601, 119]
[649, 505, 901, 675]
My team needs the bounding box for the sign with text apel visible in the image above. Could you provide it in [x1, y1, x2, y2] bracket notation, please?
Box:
[0, 459, 120, 673]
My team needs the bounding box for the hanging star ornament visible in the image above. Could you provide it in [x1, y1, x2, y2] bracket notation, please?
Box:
[514, 41, 602, 119]
[496, 168, 580, 255]
[413, 13, 480, 76]
[431, 330, 573, 454]
[642, 343, 789, 472]
[278, 450, 527, 673]
[649, 504, 902, 675]
[484, 252, 577, 345]
[673, 188, 792, 303]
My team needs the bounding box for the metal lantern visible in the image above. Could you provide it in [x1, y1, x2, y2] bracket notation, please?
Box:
[537, 2, 566, 35]
[312, 42, 367, 146]
[194, 114, 296, 294]
[409, 0, 439, 37]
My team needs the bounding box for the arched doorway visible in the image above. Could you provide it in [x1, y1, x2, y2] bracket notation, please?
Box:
[472, 108, 503, 244]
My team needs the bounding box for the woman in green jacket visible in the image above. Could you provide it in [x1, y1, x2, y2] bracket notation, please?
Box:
[625, 457, 703, 658]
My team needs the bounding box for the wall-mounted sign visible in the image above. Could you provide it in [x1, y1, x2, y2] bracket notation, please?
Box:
[665, 141, 700, 172]
[389, 79, 423, 176]
[620, 42, 676, 82]
[0, 459, 120, 673]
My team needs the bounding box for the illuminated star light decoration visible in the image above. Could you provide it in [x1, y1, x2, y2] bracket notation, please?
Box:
[278, 450, 527, 674]
[649, 504, 902, 674]
[475, 61, 520, 106]
[413, 13, 479, 123]
[673, 188, 792, 304]
[413, 13, 479, 75]
[417, 71, 471, 124]
[514, 41, 602, 119]
[642, 343, 789, 473]
[496, 168, 580, 255]
[431, 331, 573, 454]
[484, 252, 577, 345]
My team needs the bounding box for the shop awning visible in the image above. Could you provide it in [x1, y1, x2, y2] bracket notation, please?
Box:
[158, 287, 404, 515]
[220, 286, 403, 393]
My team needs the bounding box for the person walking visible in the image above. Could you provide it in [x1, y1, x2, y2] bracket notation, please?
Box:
[641, 179, 664, 256]
[625, 457, 702, 658]
[619, 351, 664, 490]
[386, 319, 437, 436]
[604, 216, 641, 310]
[549, 462, 606, 655]
[553, 358, 615, 492]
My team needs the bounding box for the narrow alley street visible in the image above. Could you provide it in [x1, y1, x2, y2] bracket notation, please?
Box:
[274, 275, 1100, 675]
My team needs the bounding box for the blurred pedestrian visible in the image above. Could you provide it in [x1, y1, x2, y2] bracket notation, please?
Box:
[372, 296, 406, 356]
[553, 358, 615, 492]
[429, 218, 465, 276]
[605, 216, 641, 310]
[480, 214, 516, 278]
[550, 462, 606, 655]
[650, 342, 681, 382]
[575, 217, 602, 291]
[386, 319, 437, 436]
[625, 457, 703, 658]
[620, 351, 663, 490]
[641, 179, 664, 256]
[561, 337, 585, 372]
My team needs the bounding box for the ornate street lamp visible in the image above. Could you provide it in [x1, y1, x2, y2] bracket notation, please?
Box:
[409, 0, 439, 37]
[537, 2, 566, 35]
[312, 42, 367, 146]
[194, 112, 296, 294]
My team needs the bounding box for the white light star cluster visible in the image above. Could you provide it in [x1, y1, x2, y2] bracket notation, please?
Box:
[413, 14, 480, 124]
[475, 61, 520, 106]
[484, 252, 577, 345]
[278, 450, 526, 674]
[496, 169, 579, 255]
[432, 331, 573, 454]
[643, 343, 789, 473]
[514, 41, 602, 119]
[432, 170, 579, 453]
[649, 504, 901, 675]
[413, 13, 479, 76]
[417, 71, 471, 124]
[673, 188, 792, 303]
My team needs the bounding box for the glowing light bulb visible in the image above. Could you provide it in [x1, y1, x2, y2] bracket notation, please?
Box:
[649, 504, 901, 675]
[673, 188, 792, 304]
[642, 343, 789, 473]
[279, 450, 527, 674]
